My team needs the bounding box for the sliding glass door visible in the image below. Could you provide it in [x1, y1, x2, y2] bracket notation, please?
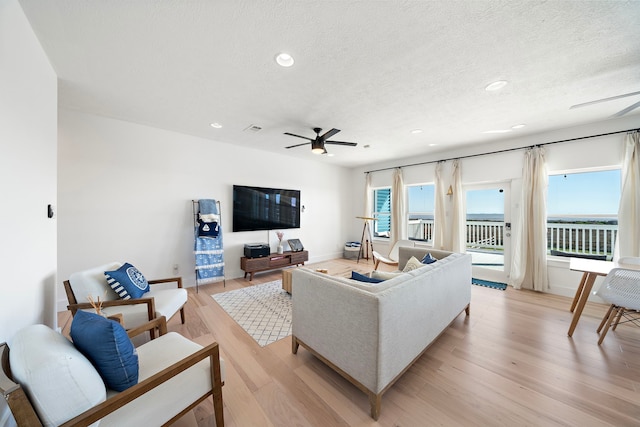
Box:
[465, 182, 511, 283]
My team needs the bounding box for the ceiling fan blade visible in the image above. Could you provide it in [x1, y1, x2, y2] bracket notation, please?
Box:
[285, 142, 311, 149]
[325, 141, 358, 147]
[284, 132, 314, 141]
[570, 91, 640, 109]
[611, 99, 640, 118]
[320, 128, 340, 140]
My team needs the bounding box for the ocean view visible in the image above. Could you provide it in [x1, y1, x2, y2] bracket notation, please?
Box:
[409, 214, 618, 224]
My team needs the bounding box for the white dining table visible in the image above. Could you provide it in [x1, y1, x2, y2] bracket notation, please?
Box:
[567, 257, 640, 336]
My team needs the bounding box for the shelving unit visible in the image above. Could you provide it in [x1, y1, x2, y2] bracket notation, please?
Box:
[193, 199, 225, 292]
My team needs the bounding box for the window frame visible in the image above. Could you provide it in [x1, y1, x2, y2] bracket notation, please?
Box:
[372, 187, 391, 239]
[546, 167, 621, 259]
[406, 183, 435, 242]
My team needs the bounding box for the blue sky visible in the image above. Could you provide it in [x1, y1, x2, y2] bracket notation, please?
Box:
[407, 169, 621, 216]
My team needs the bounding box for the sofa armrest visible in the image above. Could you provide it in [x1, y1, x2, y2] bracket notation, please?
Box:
[292, 269, 380, 392]
[397, 246, 453, 270]
[126, 316, 168, 340]
[148, 276, 183, 288]
[67, 297, 156, 322]
[1, 343, 43, 427]
[59, 340, 223, 427]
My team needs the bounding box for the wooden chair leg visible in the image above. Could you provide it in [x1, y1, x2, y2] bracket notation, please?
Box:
[209, 346, 224, 427]
[597, 304, 615, 333]
[180, 307, 186, 324]
[598, 306, 621, 345]
[374, 259, 380, 270]
[292, 335, 299, 354]
[612, 308, 625, 331]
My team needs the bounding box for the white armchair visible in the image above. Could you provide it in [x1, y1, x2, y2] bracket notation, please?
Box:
[64, 262, 187, 332]
[372, 239, 415, 270]
[594, 267, 640, 345]
[1, 316, 224, 426]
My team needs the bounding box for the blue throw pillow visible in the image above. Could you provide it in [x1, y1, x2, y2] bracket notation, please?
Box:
[105, 262, 149, 299]
[421, 253, 437, 264]
[70, 310, 138, 391]
[351, 271, 385, 283]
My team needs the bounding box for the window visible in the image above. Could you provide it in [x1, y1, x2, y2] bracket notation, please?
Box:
[407, 184, 434, 241]
[373, 188, 391, 238]
[547, 169, 620, 258]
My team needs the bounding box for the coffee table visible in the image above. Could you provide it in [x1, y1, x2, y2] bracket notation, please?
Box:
[282, 269, 294, 293]
[282, 268, 328, 294]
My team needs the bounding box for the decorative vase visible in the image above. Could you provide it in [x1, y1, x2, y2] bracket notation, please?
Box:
[277, 243, 284, 254]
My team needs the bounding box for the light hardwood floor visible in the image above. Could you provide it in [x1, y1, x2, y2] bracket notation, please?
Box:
[59, 257, 640, 426]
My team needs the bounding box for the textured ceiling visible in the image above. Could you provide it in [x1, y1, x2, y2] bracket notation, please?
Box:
[18, 0, 640, 167]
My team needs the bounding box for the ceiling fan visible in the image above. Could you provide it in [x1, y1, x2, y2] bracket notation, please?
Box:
[284, 127, 357, 154]
[570, 90, 640, 117]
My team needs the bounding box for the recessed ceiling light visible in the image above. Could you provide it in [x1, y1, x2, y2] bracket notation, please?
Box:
[482, 129, 512, 134]
[429, 143, 438, 147]
[210, 122, 222, 128]
[485, 80, 508, 91]
[410, 129, 423, 134]
[275, 53, 294, 67]
[326, 153, 335, 157]
[511, 124, 526, 129]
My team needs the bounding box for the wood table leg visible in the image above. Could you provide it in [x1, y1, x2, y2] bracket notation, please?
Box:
[570, 272, 588, 313]
[568, 272, 597, 337]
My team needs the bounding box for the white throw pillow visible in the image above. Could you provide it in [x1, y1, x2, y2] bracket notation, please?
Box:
[10, 325, 106, 426]
[403, 256, 424, 272]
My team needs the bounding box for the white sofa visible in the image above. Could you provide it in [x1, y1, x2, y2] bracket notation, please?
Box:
[291, 247, 471, 420]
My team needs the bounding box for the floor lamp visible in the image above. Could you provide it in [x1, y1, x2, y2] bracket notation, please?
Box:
[356, 216, 375, 263]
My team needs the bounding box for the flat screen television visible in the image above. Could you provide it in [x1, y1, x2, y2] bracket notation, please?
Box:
[233, 185, 301, 232]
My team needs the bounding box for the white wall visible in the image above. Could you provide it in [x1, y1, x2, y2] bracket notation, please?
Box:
[349, 116, 638, 299]
[0, 0, 57, 343]
[57, 109, 351, 310]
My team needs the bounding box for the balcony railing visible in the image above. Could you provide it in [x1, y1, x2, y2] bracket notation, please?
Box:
[408, 219, 617, 257]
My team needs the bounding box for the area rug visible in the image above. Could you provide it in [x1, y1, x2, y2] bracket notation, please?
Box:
[472, 278, 508, 291]
[212, 280, 291, 347]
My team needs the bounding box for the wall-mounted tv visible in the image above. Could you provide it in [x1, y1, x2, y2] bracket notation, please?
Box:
[232, 185, 301, 232]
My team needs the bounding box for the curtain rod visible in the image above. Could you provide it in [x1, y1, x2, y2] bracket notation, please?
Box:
[364, 127, 640, 174]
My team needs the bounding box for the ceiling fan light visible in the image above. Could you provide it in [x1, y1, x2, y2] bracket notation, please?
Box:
[311, 139, 324, 154]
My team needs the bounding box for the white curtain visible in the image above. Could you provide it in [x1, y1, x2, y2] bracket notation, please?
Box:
[616, 131, 640, 259]
[391, 167, 406, 246]
[510, 146, 549, 291]
[450, 159, 465, 252]
[433, 161, 447, 249]
[364, 172, 372, 218]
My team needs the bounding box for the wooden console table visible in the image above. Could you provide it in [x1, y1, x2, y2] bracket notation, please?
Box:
[241, 250, 308, 281]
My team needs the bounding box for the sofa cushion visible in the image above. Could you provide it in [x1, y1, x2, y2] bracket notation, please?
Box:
[68, 261, 122, 302]
[371, 270, 405, 280]
[100, 332, 225, 427]
[9, 324, 106, 426]
[105, 262, 150, 299]
[71, 310, 139, 391]
[351, 271, 385, 283]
